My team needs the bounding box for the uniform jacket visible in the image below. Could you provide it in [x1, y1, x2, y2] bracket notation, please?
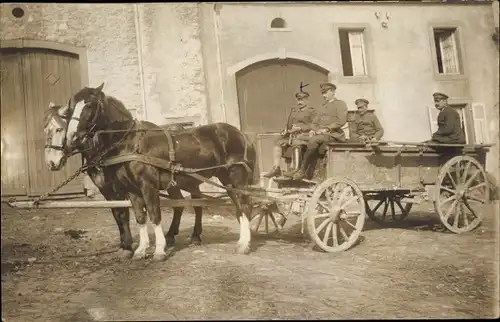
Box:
[312, 99, 348, 140]
[432, 105, 466, 144]
[286, 106, 316, 132]
[351, 112, 384, 141]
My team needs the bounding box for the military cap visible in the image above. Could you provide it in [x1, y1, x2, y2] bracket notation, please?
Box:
[355, 98, 369, 107]
[320, 82, 337, 93]
[433, 92, 449, 100]
[295, 91, 310, 99]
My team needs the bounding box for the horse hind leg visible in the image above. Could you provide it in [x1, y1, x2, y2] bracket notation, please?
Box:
[165, 187, 185, 248]
[218, 168, 252, 255]
[190, 186, 203, 246]
[128, 193, 150, 260]
[141, 186, 167, 261]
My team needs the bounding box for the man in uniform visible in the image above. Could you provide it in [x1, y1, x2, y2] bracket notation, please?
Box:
[287, 82, 348, 180]
[350, 98, 384, 142]
[429, 92, 465, 144]
[263, 91, 317, 178]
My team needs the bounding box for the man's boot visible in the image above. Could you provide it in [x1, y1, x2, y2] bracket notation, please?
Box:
[292, 148, 316, 180]
[263, 146, 283, 178]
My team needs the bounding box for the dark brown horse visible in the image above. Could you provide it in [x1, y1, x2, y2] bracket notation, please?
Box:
[59, 83, 257, 260]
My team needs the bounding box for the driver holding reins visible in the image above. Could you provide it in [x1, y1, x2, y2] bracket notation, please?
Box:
[263, 91, 317, 178]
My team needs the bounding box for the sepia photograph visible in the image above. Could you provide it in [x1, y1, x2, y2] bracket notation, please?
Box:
[1, 1, 499, 320]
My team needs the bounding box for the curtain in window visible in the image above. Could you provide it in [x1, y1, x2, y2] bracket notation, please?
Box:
[438, 31, 459, 74]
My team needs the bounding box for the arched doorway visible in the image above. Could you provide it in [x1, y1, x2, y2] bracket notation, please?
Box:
[1, 47, 84, 197]
[236, 58, 329, 176]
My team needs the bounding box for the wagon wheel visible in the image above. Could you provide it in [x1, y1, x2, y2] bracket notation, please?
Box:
[365, 194, 413, 226]
[250, 202, 286, 236]
[306, 178, 366, 252]
[434, 155, 490, 233]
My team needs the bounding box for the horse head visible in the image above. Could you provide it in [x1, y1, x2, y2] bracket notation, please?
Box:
[65, 83, 106, 147]
[44, 102, 71, 170]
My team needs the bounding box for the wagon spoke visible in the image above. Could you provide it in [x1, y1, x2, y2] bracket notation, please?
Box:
[318, 201, 331, 212]
[466, 196, 486, 204]
[371, 199, 385, 213]
[269, 212, 279, 229]
[443, 199, 458, 222]
[468, 182, 487, 193]
[390, 199, 397, 220]
[452, 203, 461, 228]
[340, 195, 359, 210]
[440, 186, 456, 195]
[463, 200, 479, 218]
[465, 170, 481, 188]
[255, 212, 264, 231]
[382, 199, 389, 221]
[342, 218, 357, 230]
[440, 195, 456, 207]
[265, 211, 269, 233]
[315, 218, 331, 235]
[323, 222, 332, 244]
[336, 188, 349, 205]
[331, 223, 338, 247]
[462, 161, 471, 184]
[455, 161, 462, 184]
[394, 199, 406, 213]
[343, 211, 361, 219]
[339, 224, 349, 240]
[461, 204, 469, 227]
[313, 212, 332, 219]
[446, 170, 457, 188]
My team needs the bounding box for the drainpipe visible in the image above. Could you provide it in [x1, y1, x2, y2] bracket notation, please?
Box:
[213, 3, 227, 122]
[134, 3, 148, 121]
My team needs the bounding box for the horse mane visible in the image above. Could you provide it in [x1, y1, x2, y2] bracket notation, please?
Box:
[43, 105, 62, 129]
[102, 95, 134, 122]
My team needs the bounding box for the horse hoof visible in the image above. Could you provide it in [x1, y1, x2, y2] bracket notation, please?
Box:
[235, 244, 250, 255]
[189, 238, 202, 246]
[153, 253, 167, 261]
[166, 237, 176, 248]
[118, 249, 133, 259]
[132, 252, 146, 260]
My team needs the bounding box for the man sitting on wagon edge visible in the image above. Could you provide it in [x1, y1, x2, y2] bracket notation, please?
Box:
[428, 92, 465, 144]
[350, 98, 384, 143]
[263, 91, 317, 178]
[287, 82, 348, 180]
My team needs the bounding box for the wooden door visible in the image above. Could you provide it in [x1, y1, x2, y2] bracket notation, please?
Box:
[1, 51, 30, 196]
[22, 48, 84, 195]
[236, 59, 328, 178]
[1, 48, 84, 197]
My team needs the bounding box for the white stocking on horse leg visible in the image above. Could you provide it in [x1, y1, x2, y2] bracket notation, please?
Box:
[133, 224, 150, 260]
[153, 224, 167, 261]
[236, 214, 251, 254]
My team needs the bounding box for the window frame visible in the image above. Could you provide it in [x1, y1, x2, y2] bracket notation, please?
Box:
[333, 23, 374, 84]
[428, 22, 468, 81]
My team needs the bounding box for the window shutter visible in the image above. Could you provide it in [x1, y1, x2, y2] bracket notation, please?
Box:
[438, 31, 459, 74]
[471, 103, 488, 144]
[428, 105, 439, 137]
[348, 31, 367, 76]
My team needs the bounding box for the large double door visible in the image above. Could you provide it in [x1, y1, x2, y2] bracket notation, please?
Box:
[1, 48, 84, 197]
[236, 58, 328, 177]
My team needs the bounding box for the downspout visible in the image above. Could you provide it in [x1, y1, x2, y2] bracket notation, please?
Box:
[134, 4, 148, 121]
[213, 3, 226, 122]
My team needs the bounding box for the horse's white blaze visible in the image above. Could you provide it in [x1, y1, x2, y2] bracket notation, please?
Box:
[153, 224, 166, 255]
[66, 100, 86, 144]
[238, 214, 251, 252]
[134, 224, 150, 257]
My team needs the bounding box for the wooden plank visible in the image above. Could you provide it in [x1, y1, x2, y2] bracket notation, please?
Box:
[7, 198, 237, 210]
[0, 50, 29, 196]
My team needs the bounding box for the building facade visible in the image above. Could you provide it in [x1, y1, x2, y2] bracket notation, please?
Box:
[1, 1, 498, 196]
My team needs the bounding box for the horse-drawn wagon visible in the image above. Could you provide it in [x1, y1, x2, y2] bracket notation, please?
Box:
[5, 84, 493, 258]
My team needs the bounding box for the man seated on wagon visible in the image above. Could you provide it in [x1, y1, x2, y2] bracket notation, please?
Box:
[350, 98, 384, 143]
[285, 82, 348, 180]
[263, 91, 317, 178]
[428, 92, 465, 144]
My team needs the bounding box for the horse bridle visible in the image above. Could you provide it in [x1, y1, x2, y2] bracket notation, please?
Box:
[44, 109, 71, 154]
[69, 98, 104, 149]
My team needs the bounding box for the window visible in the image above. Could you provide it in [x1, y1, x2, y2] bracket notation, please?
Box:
[339, 29, 368, 76]
[433, 28, 462, 75]
[270, 18, 286, 29]
[427, 103, 487, 144]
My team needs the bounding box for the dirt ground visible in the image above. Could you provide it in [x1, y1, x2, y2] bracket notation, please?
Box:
[1, 200, 499, 321]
